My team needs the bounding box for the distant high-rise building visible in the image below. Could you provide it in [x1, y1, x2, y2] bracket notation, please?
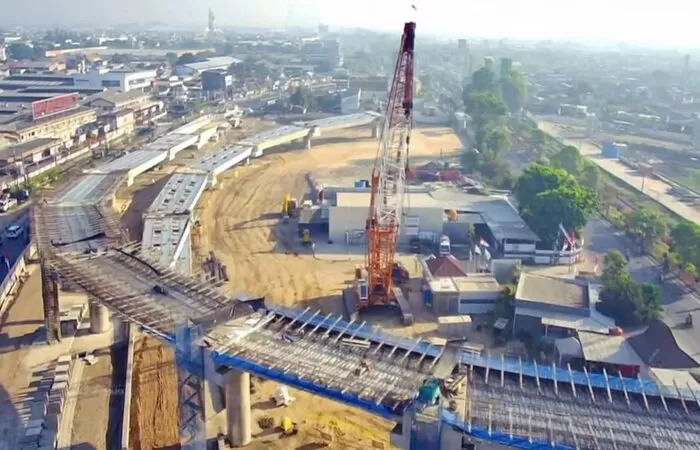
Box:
[484, 56, 495, 72]
[458, 39, 467, 52]
[319, 24, 329, 35]
[0, 45, 6, 62]
[500, 57, 513, 78]
[207, 8, 216, 35]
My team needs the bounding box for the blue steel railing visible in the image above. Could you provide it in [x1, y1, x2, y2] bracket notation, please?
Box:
[267, 305, 683, 402]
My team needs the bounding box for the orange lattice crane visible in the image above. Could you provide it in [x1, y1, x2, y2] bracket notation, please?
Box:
[356, 22, 415, 309]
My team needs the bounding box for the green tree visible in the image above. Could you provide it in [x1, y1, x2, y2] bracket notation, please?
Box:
[470, 67, 498, 93]
[670, 220, 700, 269]
[625, 208, 667, 251]
[290, 87, 316, 110]
[601, 249, 627, 286]
[176, 52, 199, 65]
[500, 69, 527, 112]
[524, 184, 598, 245]
[516, 164, 597, 246]
[579, 162, 600, 191]
[7, 43, 36, 60]
[550, 145, 583, 175]
[515, 164, 576, 210]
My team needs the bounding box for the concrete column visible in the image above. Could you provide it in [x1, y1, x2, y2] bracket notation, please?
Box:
[225, 369, 251, 447]
[371, 124, 380, 139]
[401, 404, 414, 450]
[89, 300, 111, 334]
[304, 136, 312, 150]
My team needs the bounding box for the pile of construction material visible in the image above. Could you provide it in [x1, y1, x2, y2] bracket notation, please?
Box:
[201, 252, 228, 283]
[18, 354, 74, 450]
[59, 303, 87, 336]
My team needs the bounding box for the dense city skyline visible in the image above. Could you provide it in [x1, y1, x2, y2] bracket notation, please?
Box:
[3, 0, 698, 48]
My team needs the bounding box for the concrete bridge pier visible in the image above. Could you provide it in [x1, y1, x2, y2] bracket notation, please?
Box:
[225, 369, 251, 447]
[89, 300, 111, 334]
[304, 135, 312, 150]
[371, 124, 381, 139]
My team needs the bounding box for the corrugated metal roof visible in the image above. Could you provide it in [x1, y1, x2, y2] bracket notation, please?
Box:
[577, 330, 644, 366]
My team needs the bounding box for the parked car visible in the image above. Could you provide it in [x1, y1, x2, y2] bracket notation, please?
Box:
[6, 225, 24, 239]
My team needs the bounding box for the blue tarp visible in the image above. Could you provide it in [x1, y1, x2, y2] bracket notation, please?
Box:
[269, 305, 668, 400]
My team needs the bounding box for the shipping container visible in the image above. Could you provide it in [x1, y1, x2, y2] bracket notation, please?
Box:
[602, 141, 620, 158]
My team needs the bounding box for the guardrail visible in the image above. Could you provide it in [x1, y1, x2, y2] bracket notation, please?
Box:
[0, 241, 33, 315]
[120, 323, 135, 450]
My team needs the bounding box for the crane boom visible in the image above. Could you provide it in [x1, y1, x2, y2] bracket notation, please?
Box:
[360, 22, 416, 309]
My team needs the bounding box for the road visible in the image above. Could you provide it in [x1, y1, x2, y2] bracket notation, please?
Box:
[0, 208, 30, 283]
[583, 216, 700, 363]
[538, 121, 700, 225]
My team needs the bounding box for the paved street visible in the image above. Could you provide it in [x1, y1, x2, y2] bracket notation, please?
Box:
[0, 208, 30, 283]
[583, 217, 700, 363]
[539, 121, 700, 225]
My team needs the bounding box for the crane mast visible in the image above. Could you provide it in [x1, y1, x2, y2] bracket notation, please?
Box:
[359, 22, 415, 309]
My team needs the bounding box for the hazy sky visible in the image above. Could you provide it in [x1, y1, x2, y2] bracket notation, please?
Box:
[3, 0, 696, 47]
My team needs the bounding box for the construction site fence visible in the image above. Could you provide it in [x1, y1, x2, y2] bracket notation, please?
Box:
[268, 305, 688, 403]
[440, 409, 575, 450]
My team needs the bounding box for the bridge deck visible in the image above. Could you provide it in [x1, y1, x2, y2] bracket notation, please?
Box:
[51, 246, 230, 336]
[205, 309, 442, 418]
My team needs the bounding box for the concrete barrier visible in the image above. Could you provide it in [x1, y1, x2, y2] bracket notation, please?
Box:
[120, 323, 135, 450]
[0, 242, 31, 315]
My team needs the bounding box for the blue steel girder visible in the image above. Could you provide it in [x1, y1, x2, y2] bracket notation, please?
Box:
[210, 350, 401, 420]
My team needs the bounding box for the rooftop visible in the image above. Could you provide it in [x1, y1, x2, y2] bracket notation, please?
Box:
[451, 275, 501, 293]
[336, 191, 439, 209]
[577, 330, 644, 366]
[424, 255, 467, 278]
[627, 320, 699, 369]
[183, 56, 241, 71]
[515, 273, 589, 310]
[0, 137, 60, 160]
[429, 188, 539, 243]
[89, 89, 151, 106]
[8, 106, 94, 132]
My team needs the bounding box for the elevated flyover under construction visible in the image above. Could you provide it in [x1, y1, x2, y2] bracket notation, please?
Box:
[27, 111, 700, 450]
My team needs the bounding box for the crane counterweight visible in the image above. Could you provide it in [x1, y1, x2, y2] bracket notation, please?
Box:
[356, 21, 416, 310]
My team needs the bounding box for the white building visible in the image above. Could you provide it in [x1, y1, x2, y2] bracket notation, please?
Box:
[328, 191, 444, 245]
[174, 57, 240, 77]
[73, 68, 157, 92]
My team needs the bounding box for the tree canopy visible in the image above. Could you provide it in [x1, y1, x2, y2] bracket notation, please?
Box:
[625, 208, 667, 251]
[290, 86, 316, 110]
[550, 144, 600, 191]
[500, 69, 527, 113]
[7, 43, 44, 60]
[597, 249, 662, 327]
[670, 220, 700, 271]
[516, 164, 598, 246]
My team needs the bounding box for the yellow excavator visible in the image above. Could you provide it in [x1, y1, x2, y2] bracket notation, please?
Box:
[282, 194, 298, 223]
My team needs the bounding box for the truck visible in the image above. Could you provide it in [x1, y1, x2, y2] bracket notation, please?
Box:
[439, 235, 451, 256]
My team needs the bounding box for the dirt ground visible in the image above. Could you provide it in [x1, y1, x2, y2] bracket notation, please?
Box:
[70, 345, 127, 450]
[0, 267, 42, 450]
[194, 125, 464, 448]
[129, 335, 180, 450]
